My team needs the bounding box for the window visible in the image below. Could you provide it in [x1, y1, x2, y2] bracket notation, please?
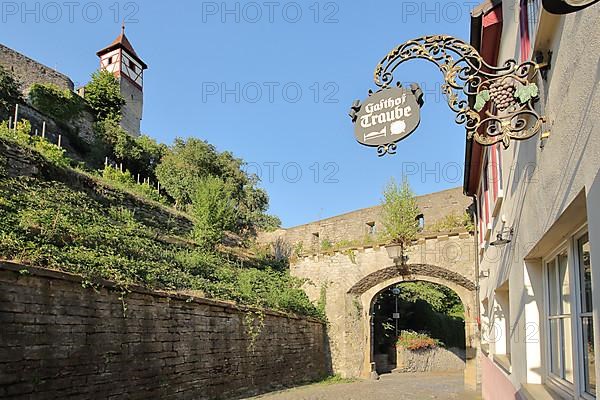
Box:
[129, 60, 136, 72]
[366, 222, 376, 235]
[416, 214, 424, 232]
[545, 229, 596, 397]
[519, 0, 542, 61]
[578, 233, 596, 396]
[492, 281, 512, 373]
[547, 249, 574, 384]
[108, 56, 113, 64]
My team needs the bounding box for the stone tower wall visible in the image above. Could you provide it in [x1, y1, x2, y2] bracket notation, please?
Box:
[119, 76, 143, 137]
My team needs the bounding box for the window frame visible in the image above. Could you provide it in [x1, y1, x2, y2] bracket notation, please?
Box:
[519, 0, 543, 62]
[542, 225, 596, 399]
[574, 229, 596, 399]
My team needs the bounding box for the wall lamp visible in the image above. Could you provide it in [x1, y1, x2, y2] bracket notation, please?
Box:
[385, 243, 409, 265]
[490, 228, 514, 246]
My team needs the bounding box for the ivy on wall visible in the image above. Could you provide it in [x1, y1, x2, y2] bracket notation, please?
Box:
[28, 83, 86, 123]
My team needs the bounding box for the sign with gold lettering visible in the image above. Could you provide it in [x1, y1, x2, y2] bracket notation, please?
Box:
[351, 85, 423, 155]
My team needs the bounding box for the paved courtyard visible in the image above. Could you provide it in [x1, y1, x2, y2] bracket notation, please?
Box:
[248, 372, 481, 400]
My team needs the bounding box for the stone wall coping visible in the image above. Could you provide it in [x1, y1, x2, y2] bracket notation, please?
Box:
[0, 261, 325, 325]
[298, 230, 474, 257]
[277, 186, 465, 231]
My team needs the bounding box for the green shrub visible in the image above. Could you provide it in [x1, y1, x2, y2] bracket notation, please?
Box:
[428, 211, 474, 233]
[320, 239, 333, 250]
[397, 330, 442, 350]
[100, 165, 165, 204]
[190, 176, 238, 247]
[0, 120, 69, 168]
[28, 83, 85, 122]
[0, 65, 24, 120]
[381, 177, 420, 245]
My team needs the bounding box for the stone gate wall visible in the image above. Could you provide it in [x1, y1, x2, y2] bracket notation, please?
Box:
[0, 262, 329, 400]
[286, 231, 479, 390]
[258, 187, 472, 250]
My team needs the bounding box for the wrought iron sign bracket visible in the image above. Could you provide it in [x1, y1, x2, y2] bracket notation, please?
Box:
[352, 35, 548, 154]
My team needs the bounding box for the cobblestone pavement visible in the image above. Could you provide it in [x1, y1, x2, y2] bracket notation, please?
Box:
[247, 372, 482, 400]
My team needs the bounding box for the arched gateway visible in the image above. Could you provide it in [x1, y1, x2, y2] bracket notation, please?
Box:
[290, 232, 479, 390]
[257, 188, 479, 389]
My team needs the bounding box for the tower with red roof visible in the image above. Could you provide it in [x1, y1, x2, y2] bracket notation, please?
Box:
[96, 24, 147, 137]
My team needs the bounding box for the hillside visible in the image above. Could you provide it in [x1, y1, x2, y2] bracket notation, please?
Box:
[0, 127, 323, 319]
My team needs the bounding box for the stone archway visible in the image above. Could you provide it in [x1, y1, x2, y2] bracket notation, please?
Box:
[344, 264, 479, 391]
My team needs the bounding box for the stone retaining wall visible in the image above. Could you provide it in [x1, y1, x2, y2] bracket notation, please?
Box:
[395, 346, 466, 373]
[0, 262, 329, 399]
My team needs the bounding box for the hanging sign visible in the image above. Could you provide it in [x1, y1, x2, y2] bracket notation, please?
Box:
[351, 86, 423, 153]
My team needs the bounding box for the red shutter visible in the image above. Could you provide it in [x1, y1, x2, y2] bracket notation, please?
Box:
[520, 0, 531, 61]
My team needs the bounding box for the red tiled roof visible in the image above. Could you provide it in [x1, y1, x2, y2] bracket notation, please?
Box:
[97, 30, 147, 69]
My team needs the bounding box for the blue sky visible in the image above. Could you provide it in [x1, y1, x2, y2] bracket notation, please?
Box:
[2, 1, 474, 227]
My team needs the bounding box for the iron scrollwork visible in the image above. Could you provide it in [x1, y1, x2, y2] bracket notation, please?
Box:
[373, 35, 546, 149]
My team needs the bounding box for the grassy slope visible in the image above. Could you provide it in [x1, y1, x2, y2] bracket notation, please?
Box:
[0, 138, 323, 319]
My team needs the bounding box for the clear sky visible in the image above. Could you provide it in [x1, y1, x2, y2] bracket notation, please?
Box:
[2, 1, 475, 227]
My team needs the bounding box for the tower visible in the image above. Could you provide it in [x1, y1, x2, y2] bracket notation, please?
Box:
[96, 24, 147, 137]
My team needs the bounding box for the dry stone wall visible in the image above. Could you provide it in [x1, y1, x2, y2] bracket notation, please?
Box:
[0, 262, 329, 400]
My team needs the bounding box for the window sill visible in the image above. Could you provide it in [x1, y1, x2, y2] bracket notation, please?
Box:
[520, 384, 570, 400]
[481, 344, 489, 356]
[493, 354, 512, 374]
[492, 192, 503, 217]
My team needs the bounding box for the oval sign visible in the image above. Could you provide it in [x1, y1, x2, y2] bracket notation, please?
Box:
[353, 87, 421, 147]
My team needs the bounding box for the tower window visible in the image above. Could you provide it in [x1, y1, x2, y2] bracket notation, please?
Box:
[416, 214, 425, 232]
[108, 56, 113, 64]
[311, 232, 320, 244]
[366, 222, 376, 235]
[129, 60, 136, 72]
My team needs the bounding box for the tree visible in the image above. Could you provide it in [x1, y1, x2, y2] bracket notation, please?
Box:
[0, 66, 24, 121]
[94, 118, 132, 159]
[155, 137, 219, 207]
[155, 137, 280, 233]
[84, 70, 125, 121]
[381, 177, 420, 245]
[191, 176, 238, 247]
[134, 135, 167, 178]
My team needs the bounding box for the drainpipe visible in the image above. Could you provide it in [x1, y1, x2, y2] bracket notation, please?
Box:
[471, 193, 482, 391]
[471, 194, 481, 331]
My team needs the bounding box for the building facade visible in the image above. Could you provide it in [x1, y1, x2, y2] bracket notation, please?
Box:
[465, 1, 600, 398]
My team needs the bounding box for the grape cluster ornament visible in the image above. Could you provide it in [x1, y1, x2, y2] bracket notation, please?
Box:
[372, 35, 547, 149]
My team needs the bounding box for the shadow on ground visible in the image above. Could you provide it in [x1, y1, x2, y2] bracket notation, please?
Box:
[246, 371, 481, 400]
